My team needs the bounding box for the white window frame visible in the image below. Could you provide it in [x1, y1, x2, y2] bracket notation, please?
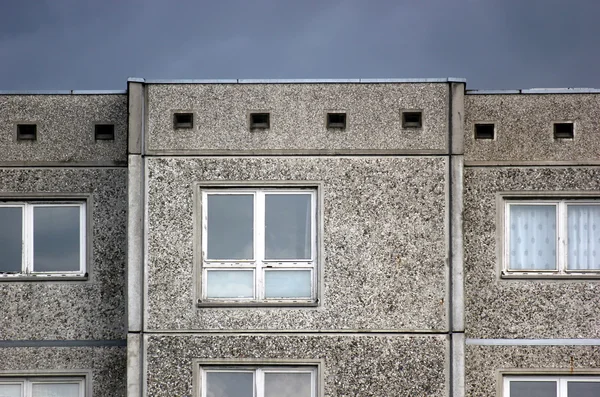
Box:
[200, 366, 317, 397]
[200, 188, 317, 303]
[503, 375, 600, 396]
[0, 201, 86, 278]
[0, 376, 85, 396]
[504, 199, 600, 276]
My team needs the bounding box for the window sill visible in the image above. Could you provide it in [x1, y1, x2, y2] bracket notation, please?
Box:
[0, 273, 88, 282]
[197, 299, 318, 308]
[501, 271, 600, 280]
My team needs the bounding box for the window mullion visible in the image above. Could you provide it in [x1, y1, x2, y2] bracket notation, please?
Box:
[558, 378, 566, 397]
[24, 379, 31, 397]
[256, 192, 265, 300]
[255, 369, 263, 397]
[25, 204, 33, 274]
[558, 201, 568, 273]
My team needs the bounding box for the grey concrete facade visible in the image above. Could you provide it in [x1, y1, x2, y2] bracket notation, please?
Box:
[2, 80, 599, 397]
[0, 94, 128, 396]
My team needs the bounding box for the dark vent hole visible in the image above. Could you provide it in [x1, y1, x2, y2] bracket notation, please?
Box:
[402, 112, 422, 128]
[174, 113, 194, 129]
[554, 123, 574, 139]
[475, 123, 495, 139]
[250, 113, 270, 129]
[327, 113, 346, 129]
[17, 124, 37, 141]
[95, 124, 115, 141]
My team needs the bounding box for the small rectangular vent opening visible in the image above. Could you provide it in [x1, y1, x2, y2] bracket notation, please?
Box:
[95, 124, 115, 141]
[250, 113, 270, 130]
[17, 124, 37, 141]
[554, 122, 574, 139]
[327, 113, 346, 129]
[174, 113, 194, 129]
[402, 111, 422, 128]
[474, 123, 495, 139]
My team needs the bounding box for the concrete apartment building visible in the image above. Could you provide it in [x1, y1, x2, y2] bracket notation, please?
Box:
[0, 78, 599, 397]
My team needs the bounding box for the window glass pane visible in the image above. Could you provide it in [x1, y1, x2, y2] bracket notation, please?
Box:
[206, 372, 253, 397]
[567, 205, 600, 270]
[567, 381, 600, 396]
[509, 381, 556, 397]
[206, 270, 254, 298]
[265, 270, 311, 298]
[509, 205, 556, 270]
[265, 194, 311, 260]
[0, 207, 23, 273]
[0, 384, 22, 397]
[207, 194, 254, 260]
[265, 372, 312, 397]
[33, 206, 81, 272]
[32, 382, 80, 397]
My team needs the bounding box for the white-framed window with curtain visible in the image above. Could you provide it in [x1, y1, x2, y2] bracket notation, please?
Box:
[504, 200, 600, 275]
[503, 375, 600, 397]
[199, 188, 317, 303]
[0, 377, 85, 397]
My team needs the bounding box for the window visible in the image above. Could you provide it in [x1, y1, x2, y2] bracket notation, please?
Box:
[0, 202, 86, 278]
[250, 113, 270, 130]
[94, 124, 115, 141]
[174, 112, 194, 129]
[326, 113, 346, 129]
[504, 376, 600, 397]
[17, 124, 37, 141]
[0, 377, 85, 397]
[474, 123, 495, 140]
[504, 199, 600, 275]
[201, 367, 317, 397]
[554, 122, 574, 139]
[200, 188, 317, 303]
[401, 111, 422, 128]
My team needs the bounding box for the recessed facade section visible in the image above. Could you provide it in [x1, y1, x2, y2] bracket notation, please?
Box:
[554, 122, 574, 139]
[402, 111, 423, 128]
[94, 124, 115, 140]
[326, 112, 346, 129]
[249, 112, 270, 130]
[474, 123, 495, 140]
[16, 124, 37, 141]
[173, 112, 194, 129]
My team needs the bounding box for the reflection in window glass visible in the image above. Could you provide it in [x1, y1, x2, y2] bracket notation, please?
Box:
[206, 270, 254, 298]
[264, 271, 311, 298]
[264, 372, 312, 397]
[206, 372, 253, 397]
[509, 381, 556, 397]
[0, 207, 22, 273]
[32, 383, 80, 397]
[265, 194, 311, 260]
[567, 381, 600, 396]
[0, 384, 22, 397]
[33, 206, 81, 272]
[207, 195, 254, 260]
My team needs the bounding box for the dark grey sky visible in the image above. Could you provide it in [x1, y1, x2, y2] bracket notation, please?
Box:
[1, 0, 599, 90]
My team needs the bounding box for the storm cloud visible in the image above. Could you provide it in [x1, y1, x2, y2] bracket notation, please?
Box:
[0, 0, 598, 90]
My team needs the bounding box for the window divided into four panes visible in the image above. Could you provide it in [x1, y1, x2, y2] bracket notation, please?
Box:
[504, 376, 600, 397]
[0, 378, 85, 397]
[505, 200, 600, 274]
[202, 367, 316, 397]
[0, 202, 86, 277]
[201, 189, 316, 302]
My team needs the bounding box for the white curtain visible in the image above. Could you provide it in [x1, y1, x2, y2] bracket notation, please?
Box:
[509, 205, 556, 270]
[567, 205, 600, 270]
